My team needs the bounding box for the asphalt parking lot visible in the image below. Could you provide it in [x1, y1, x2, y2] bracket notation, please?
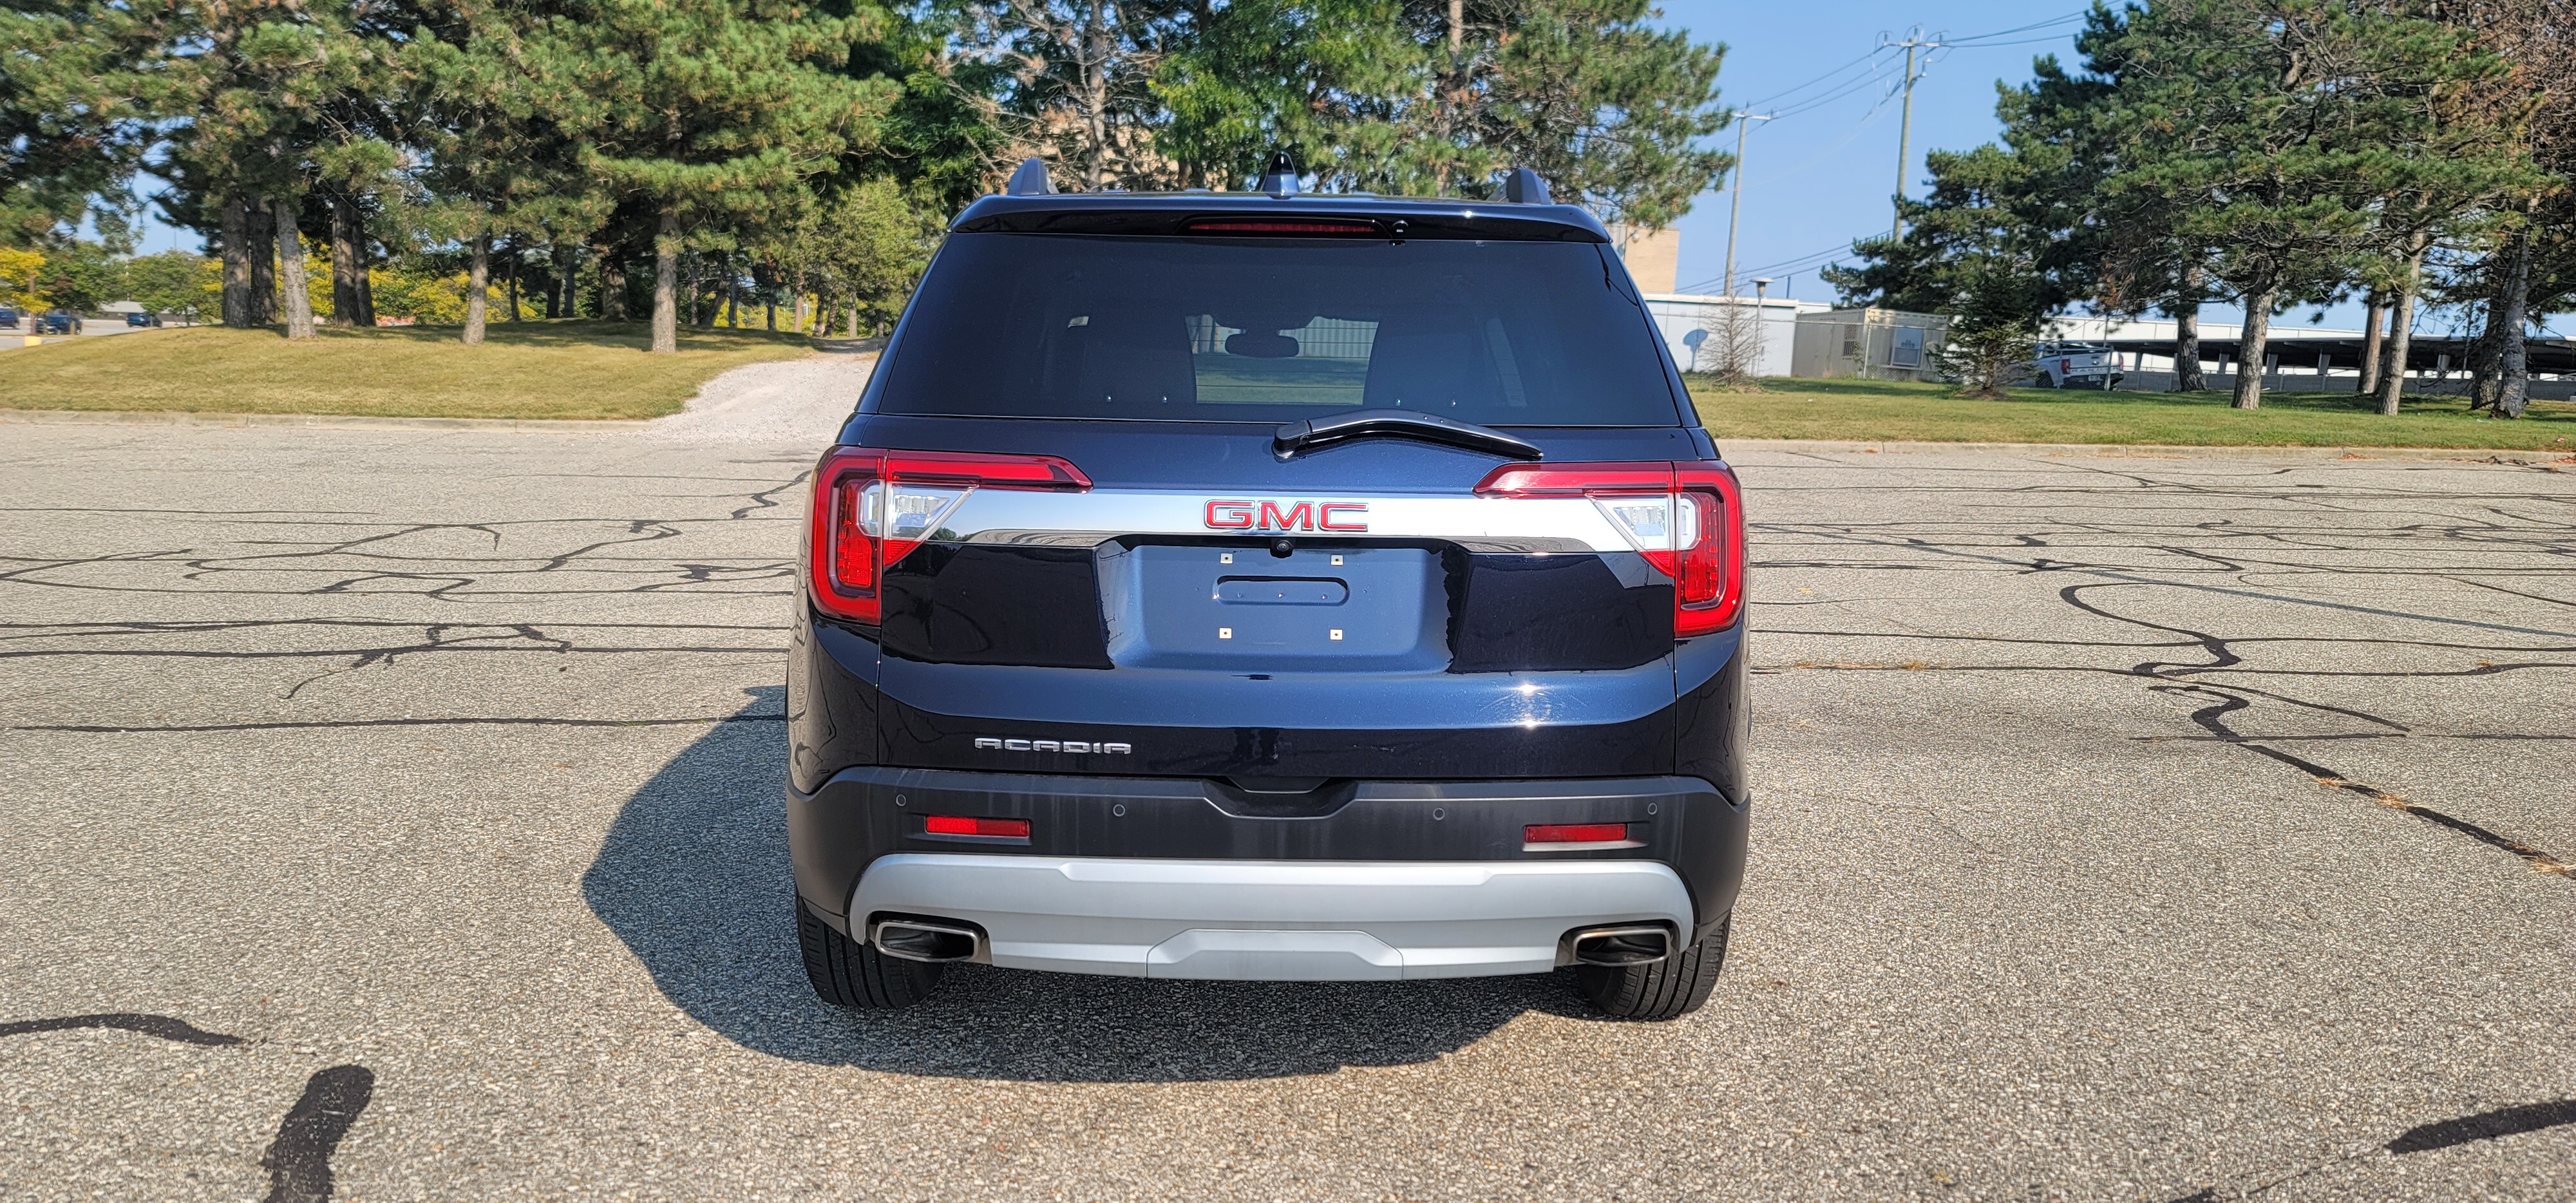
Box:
[3, 414, 2571, 1200]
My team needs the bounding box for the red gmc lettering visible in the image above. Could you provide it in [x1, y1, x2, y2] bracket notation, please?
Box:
[1206, 499, 1369, 532]
[1257, 501, 1316, 531]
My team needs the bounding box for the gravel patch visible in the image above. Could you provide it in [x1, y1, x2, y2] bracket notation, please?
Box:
[643, 345, 878, 445]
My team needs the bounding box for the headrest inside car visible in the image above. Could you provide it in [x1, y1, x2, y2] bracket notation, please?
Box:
[1225, 332, 1300, 359]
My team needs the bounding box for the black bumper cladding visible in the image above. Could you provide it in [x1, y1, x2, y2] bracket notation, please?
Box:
[788, 768, 1748, 951]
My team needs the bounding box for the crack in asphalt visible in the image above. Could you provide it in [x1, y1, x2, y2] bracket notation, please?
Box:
[1759, 474, 2576, 883]
[2154, 685, 2572, 876]
[1758, 524, 2575, 640]
[0, 1012, 247, 1045]
[4, 443, 2570, 1198]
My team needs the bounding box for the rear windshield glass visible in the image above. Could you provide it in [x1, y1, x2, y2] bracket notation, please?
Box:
[870, 233, 1681, 425]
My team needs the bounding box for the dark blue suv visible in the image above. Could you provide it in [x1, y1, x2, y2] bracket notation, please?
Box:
[788, 166, 1750, 1020]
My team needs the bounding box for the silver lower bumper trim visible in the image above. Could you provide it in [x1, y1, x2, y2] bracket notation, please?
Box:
[846, 855, 1694, 981]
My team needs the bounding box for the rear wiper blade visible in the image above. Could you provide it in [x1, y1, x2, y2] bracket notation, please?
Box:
[1273, 410, 1542, 461]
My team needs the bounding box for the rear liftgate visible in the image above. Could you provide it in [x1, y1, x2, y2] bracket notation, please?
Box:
[805, 445, 1743, 780]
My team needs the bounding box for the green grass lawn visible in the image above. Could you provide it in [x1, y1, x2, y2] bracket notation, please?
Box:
[1689, 375, 2576, 451]
[0, 321, 816, 421]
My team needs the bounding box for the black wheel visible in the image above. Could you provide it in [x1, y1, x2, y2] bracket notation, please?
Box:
[1573, 918, 1728, 1021]
[796, 896, 944, 1009]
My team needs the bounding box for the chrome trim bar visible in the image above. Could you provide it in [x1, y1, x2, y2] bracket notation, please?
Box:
[939, 489, 1636, 554]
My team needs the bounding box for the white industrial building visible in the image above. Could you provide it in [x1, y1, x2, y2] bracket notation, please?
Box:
[1640, 294, 1824, 377]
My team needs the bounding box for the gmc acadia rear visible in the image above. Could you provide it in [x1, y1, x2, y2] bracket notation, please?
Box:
[787, 163, 1751, 1020]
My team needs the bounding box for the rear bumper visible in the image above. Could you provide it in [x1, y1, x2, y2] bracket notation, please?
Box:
[788, 766, 1749, 978]
[853, 855, 1694, 980]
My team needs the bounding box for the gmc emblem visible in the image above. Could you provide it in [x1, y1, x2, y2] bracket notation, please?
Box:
[1203, 500, 1368, 532]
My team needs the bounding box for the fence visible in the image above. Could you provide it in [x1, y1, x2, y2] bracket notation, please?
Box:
[1788, 309, 1949, 383]
[1186, 316, 1378, 360]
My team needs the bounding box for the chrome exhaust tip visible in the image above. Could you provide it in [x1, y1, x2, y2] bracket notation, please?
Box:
[1565, 924, 1671, 967]
[869, 917, 987, 963]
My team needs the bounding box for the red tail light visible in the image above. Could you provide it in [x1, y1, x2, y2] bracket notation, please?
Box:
[1525, 822, 1629, 846]
[1469, 462, 1674, 497]
[1474, 460, 1745, 637]
[1672, 464, 1746, 636]
[923, 815, 1031, 838]
[1182, 219, 1382, 236]
[808, 448, 1092, 624]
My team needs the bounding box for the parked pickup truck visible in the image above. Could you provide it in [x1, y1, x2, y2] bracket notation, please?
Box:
[787, 160, 1752, 1021]
[2032, 341, 2123, 389]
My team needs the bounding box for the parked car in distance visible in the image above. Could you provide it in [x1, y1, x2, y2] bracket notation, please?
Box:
[124, 311, 164, 328]
[34, 310, 82, 335]
[788, 161, 1752, 1022]
[0, 307, 19, 329]
[2032, 341, 2121, 389]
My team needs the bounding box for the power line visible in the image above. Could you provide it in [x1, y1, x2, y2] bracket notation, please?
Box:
[1945, 12, 2084, 45]
[1739, 46, 1893, 109]
[1681, 240, 1852, 292]
[1694, 10, 2086, 301]
[1766, 67, 1901, 122]
[1736, 11, 2083, 128]
[1739, 245, 1852, 276]
[1948, 33, 2088, 49]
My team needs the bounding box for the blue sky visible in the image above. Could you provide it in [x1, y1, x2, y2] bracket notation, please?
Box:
[1650, 1, 2364, 330]
[1653, 1, 2088, 304]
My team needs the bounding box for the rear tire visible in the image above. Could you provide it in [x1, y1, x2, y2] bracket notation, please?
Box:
[797, 896, 944, 1009]
[1573, 918, 1728, 1021]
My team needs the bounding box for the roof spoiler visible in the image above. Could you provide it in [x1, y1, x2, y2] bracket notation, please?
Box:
[1005, 158, 1054, 196]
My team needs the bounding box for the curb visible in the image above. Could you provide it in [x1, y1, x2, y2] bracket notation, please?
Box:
[0, 408, 648, 432]
[1716, 438, 2576, 466]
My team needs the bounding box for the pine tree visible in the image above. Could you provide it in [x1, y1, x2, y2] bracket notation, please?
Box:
[0, 0, 165, 245]
[1152, 0, 1728, 227]
[530, 0, 898, 352]
[2095, 0, 2537, 411]
[406, 0, 608, 345]
[2463, 0, 2573, 418]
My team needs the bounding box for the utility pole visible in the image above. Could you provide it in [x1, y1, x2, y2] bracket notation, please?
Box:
[1883, 28, 1942, 242]
[1721, 110, 1772, 298]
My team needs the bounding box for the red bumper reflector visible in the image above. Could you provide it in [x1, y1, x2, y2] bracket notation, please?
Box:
[925, 815, 1031, 838]
[1524, 822, 1627, 844]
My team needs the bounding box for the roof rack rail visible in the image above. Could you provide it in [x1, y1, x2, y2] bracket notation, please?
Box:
[1005, 158, 1055, 196]
[1503, 167, 1551, 205]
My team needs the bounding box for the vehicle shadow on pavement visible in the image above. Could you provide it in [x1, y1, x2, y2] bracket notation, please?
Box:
[584, 687, 1586, 1083]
